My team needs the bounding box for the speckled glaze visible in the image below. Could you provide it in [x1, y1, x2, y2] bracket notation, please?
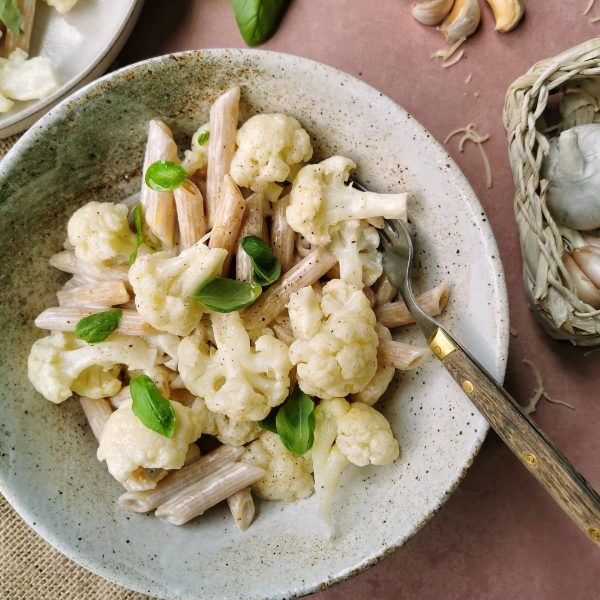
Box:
[0, 50, 508, 599]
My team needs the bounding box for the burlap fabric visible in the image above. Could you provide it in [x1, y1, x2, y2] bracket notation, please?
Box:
[0, 135, 152, 600]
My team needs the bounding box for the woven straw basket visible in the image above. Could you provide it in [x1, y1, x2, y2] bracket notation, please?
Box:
[503, 38, 600, 346]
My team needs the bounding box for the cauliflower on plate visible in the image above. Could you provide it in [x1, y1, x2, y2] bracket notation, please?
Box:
[27, 332, 157, 404]
[177, 311, 292, 421]
[242, 431, 314, 501]
[181, 122, 209, 176]
[230, 114, 313, 192]
[97, 399, 207, 488]
[214, 413, 262, 446]
[67, 201, 137, 266]
[288, 279, 379, 399]
[129, 241, 226, 336]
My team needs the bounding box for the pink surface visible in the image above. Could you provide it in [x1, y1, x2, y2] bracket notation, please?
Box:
[121, 1, 600, 598]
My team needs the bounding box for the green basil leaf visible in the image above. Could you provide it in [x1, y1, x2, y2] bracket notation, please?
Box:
[191, 277, 262, 313]
[241, 235, 281, 287]
[130, 374, 176, 437]
[74, 309, 122, 343]
[258, 409, 278, 433]
[231, 0, 290, 47]
[275, 386, 315, 455]
[197, 130, 210, 145]
[145, 160, 188, 192]
[0, 0, 22, 36]
[128, 202, 158, 265]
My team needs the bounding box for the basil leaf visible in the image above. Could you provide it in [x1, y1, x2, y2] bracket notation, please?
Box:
[258, 409, 278, 433]
[275, 386, 315, 455]
[231, 0, 290, 47]
[145, 160, 188, 192]
[191, 277, 262, 313]
[130, 374, 176, 438]
[74, 309, 122, 343]
[197, 130, 210, 145]
[128, 202, 158, 265]
[0, 0, 22, 36]
[241, 235, 281, 286]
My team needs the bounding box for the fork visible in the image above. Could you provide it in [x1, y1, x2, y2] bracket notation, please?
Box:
[379, 218, 600, 546]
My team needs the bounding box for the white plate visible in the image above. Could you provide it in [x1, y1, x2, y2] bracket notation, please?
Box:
[0, 50, 509, 599]
[0, 0, 144, 138]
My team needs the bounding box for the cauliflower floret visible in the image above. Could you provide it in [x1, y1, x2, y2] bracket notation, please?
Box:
[214, 414, 262, 446]
[177, 312, 292, 421]
[0, 49, 59, 103]
[67, 201, 136, 266]
[242, 431, 314, 501]
[44, 0, 79, 14]
[129, 240, 226, 336]
[97, 399, 206, 487]
[330, 219, 383, 288]
[181, 122, 209, 176]
[27, 332, 157, 404]
[72, 364, 122, 399]
[230, 114, 313, 192]
[336, 401, 400, 467]
[286, 156, 408, 246]
[288, 279, 379, 399]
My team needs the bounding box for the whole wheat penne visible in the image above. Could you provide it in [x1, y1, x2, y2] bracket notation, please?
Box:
[242, 247, 337, 330]
[35, 307, 156, 336]
[227, 487, 255, 531]
[206, 86, 240, 227]
[209, 175, 246, 276]
[373, 274, 397, 306]
[377, 340, 432, 370]
[155, 462, 265, 526]
[174, 179, 206, 249]
[270, 193, 295, 272]
[236, 192, 265, 282]
[79, 397, 112, 441]
[118, 445, 245, 513]
[57, 280, 130, 309]
[2, 0, 35, 57]
[109, 386, 131, 410]
[49, 250, 129, 282]
[375, 283, 450, 328]
[141, 120, 178, 247]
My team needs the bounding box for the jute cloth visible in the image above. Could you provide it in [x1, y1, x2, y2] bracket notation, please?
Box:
[0, 135, 152, 600]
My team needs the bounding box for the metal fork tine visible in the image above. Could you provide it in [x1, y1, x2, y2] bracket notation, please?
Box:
[383, 220, 399, 241]
[379, 229, 392, 247]
[386, 219, 404, 237]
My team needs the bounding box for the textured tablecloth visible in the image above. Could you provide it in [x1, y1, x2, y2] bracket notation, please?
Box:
[2, 1, 600, 599]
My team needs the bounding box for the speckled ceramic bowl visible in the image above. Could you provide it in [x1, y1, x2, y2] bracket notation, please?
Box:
[0, 50, 508, 599]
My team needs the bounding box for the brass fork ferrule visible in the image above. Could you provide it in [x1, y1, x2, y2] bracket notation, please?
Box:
[428, 328, 457, 360]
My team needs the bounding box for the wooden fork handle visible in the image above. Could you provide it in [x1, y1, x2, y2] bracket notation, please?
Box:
[429, 328, 600, 547]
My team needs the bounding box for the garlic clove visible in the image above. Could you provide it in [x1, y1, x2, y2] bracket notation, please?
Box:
[563, 253, 600, 308]
[484, 0, 525, 33]
[583, 233, 600, 250]
[412, 0, 455, 26]
[438, 0, 480, 44]
[572, 246, 600, 289]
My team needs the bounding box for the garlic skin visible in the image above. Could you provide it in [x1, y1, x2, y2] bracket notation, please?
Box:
[563, 254, 600, 308]
[438, 0, 480, 44]
[542, 124, 600, 230]
[485, 0, 525, 33]
[412, 0, 455, 26]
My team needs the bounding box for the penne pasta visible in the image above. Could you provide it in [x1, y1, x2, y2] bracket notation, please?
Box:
[374, 283, 450, 328]
[236, 192, 266, 282]
[227, 487, 255, 531]
[373, 274, 397, 307]
[79, 396, 112, 441]
[206, 86, 240, 227]
[174, 179, 206, 249]
[141, 120, 178, 248]
[209, 174, 247, 276]
[118, 445, 245, 513]
[241, 247, 337, 330]
[154, 462, 265, 526]
[2, 0, 36, 57]
[270, 193, 295, 273]
[35, 307, 156, 336]
[57, 280, 130, 309]
[108, 386, 131, 410]
[377, 340, 432, 370]
[49, 250, 129, 282]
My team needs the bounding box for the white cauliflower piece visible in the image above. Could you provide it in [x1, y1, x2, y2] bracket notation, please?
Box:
[27, 332, 157, 404]
[97, 399, 206, 487]
[177, 312, 292, 421]
[71, 364, 122, 399]
[288, 279, 379, 399]
[0, 49, 59, 103]
[330, 219, 383, 288]
[230, 114, 313, 192]
[242, 431, 314, 501]
[181, 122, 209, 176]
[44, 0, 79, 13]
[336, 402, 400, 467]
[214, 414, 261, 446]
[66, 201, 136, 266]
[129, 241, 226, 336]
[286, 156, 408, 246]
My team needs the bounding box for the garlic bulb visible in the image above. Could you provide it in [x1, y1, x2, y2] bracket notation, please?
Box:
[542, 124, 600, 230]
[438, 0, 480, 44]
[484, 0, 525, 33]
[412, 0, 455, 26]
[560, 226, 600, 308]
